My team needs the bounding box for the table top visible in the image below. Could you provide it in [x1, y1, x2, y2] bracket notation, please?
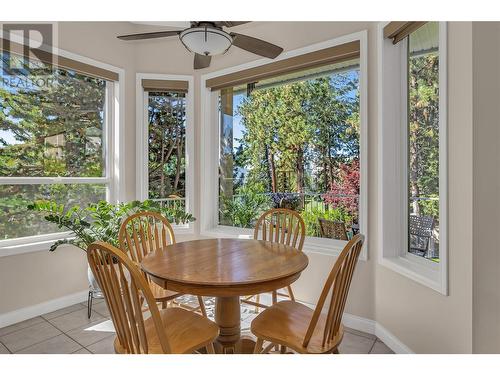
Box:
[141, 238, 308, 291]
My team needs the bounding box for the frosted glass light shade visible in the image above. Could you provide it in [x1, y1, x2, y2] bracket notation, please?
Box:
[179, 27, 233, 56]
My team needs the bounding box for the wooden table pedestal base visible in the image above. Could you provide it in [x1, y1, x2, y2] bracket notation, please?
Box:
[214, 296, 256, 354]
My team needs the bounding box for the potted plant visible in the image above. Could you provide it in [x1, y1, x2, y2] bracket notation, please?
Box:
[27, 199, 195, 299]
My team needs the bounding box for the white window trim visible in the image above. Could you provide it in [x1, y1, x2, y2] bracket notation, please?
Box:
[200, 30, 369, 260]
[135, 73, 195, 234]
[377, 22, 448, 295]
[0, 42, 125, 257]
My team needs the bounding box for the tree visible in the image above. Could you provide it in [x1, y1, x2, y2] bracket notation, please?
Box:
[408, 52, 439, 218]
[147, 92, 186, 199]
[0, 55, 107, 239]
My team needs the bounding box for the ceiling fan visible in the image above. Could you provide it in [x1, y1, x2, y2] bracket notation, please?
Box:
[117, 21, 284, 69]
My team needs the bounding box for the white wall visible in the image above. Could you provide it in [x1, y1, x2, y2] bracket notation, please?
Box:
[472, 22, 500, 353]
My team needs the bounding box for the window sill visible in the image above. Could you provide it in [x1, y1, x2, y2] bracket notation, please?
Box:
[0, 234, 74, 258]
[201, 225, 367, 260]
[379, 254, 445, 295]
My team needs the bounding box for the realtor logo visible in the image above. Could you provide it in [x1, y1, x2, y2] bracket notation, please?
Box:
[1, 23, 55, 74]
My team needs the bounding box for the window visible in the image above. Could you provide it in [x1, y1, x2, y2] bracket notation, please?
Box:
[136, 75, 194, 227]
[218, 62, 360, 239]
[407, 23, 440, 262]
[147, 91, 186, 212]
[0, 48, 117, 246]
[379, 22, 447, 293]
[201, 34, 368, 257]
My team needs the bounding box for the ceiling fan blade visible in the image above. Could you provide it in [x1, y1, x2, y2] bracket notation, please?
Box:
[117, 30, 181, 41]
[230, 33, 283, 59]
[194, 54, 212, 69]
[216, 21, 251, 28]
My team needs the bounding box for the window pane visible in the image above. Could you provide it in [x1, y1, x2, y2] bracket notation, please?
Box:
[0, 184, 107, 240]
[407, 22, 440, 261]
[147, 91, 186, 211]
[218, 60, 360, 239]
[0, 55, 106, 177]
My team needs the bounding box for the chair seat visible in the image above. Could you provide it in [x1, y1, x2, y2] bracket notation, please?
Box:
[149, 281, 182, 302]
[251, 300, 343, 354]
[114, 307, 219, 354]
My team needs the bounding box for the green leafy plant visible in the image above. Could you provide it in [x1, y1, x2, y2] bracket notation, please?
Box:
[219, 184, 271, 228]
[300, 203, 351, 237]
[27, 199, 195, 252]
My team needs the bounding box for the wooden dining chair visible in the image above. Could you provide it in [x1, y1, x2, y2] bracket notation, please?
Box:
[118, 211, 207, 316]
[251, 234, 365, 354]
[87, 241, 218, 354]
[241, 208, 306, 312]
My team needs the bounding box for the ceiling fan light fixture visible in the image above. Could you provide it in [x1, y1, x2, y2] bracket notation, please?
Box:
[179, 26, 233, 56]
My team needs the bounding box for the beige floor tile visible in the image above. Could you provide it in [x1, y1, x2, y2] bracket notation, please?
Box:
[369, 340, 394, 354]
[42, 303, 86, 321]
[0, 321, 61, 353]
[48, 307, 104, 332]
[66, 318, 115, 347]
[89, 302, 110, 318]
[86, 335, 116, 354]
[16, 334, 83, 354]
[80, 298, 105, 309]
[0, 317, 45, 337]
[72, 348, 92, 354]
[0, 342, 10, 354]
[338, 331, 376, 354]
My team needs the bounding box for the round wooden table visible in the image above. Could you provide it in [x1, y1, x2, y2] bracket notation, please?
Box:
[141, 238, 309, 353]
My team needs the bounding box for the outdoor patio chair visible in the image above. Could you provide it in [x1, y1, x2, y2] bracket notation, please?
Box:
[409, 214, 434, 257]
[318, 218, 349, 240]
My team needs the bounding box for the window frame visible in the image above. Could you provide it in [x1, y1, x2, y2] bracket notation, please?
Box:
[377, 22, 448, 294]
[135, 73, 195, 233]
[200, 31, 369, 259]
[0, 44, 124, 257]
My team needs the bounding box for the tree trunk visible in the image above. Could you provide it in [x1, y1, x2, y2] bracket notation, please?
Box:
[268, 147, 277, 193]
[296, 148, 305, 209]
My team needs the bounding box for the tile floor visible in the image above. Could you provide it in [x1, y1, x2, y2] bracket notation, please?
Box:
[0, 296, 393, 354]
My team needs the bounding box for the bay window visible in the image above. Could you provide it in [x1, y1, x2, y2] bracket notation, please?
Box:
[0, 40, 120, 251]
[201, 33, 368, 257]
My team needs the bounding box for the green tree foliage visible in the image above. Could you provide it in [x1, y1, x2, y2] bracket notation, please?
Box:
[408, 53, 440, 220]
[147, 92, 186, 199]
[0, 55, 107, 240]
[223, 71, 361, 235]
[236, 74, 359, 198]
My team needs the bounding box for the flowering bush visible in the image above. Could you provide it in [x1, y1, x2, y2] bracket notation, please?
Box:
[322, 158, 360, 220]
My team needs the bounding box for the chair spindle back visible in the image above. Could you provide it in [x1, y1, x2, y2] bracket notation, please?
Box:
[87, 241, 171, 354]
[254, 208, 306, 251]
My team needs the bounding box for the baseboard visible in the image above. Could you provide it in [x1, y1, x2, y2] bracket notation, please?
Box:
[299, 300, 413, 353]
[374, 322, 413, 354]
[0, 290, 88, 329]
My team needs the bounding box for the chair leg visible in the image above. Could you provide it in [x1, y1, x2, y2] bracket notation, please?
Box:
[87, 290, 93, 319]
[206, 343, 215, 354]
[286, 285, 295, 301]
[272, 291, 277, 305]
[197, 296, 207, 317]
[254, 338, 264, 354]
[280, 345, 287, 354]
[332, 347, 340, 354]
[161, 301, 168, 309]
[254, 294, 260, 313]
